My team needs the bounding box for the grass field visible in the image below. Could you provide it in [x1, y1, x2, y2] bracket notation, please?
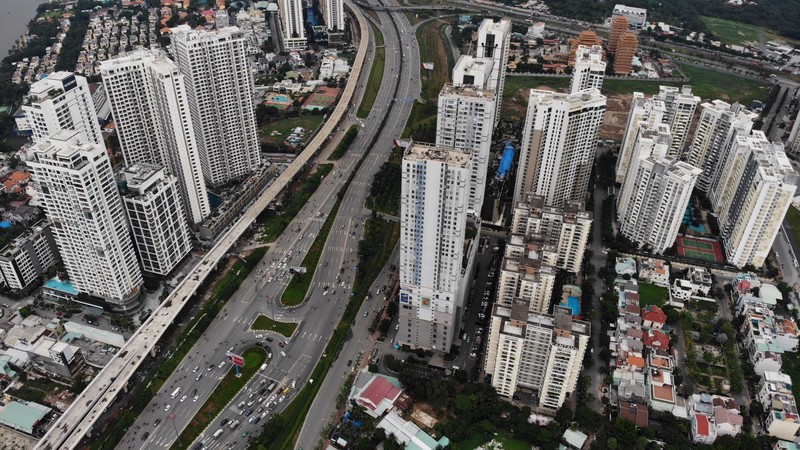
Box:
[357, 23, 385, 118]
[259, 114, 325, 146]
[698, 16, 798, 47]
[638, 282, 668, 307]
[281, 198, 341, 306]
[251, 315, 299, 337]
[786, 206, 800, 247]
[171, 347, 267, 449]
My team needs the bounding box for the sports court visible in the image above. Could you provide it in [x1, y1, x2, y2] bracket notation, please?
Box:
[677, 236, 724, 263]
[302, 86, 340, 111]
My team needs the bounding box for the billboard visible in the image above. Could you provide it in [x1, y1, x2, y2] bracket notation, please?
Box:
[400, 293, 409, 304]
[422, 62, 434, 70]
[226, 352, 245, 367]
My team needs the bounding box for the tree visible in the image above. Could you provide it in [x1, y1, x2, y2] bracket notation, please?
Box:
[613, 417, 638, 447]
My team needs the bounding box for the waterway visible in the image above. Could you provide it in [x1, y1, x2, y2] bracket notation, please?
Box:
[0, 1, 44, 57]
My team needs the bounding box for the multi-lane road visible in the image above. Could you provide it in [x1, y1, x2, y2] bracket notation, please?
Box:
[116, 0, 419, 449]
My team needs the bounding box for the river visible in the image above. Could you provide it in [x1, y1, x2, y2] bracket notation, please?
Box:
[0, 1, 44, 57]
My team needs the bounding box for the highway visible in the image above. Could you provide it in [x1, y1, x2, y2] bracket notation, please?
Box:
[115, 0, 420, 448]
[35, 3, 371, 449]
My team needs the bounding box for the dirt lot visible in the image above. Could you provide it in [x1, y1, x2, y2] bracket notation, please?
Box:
[601, 94, 631, 141]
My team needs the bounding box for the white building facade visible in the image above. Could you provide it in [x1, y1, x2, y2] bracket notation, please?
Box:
[476, 19, 511, 124]
[321, 0, 345, 31]
[570, 45, 605, 94]
[279, 0, 307, 50]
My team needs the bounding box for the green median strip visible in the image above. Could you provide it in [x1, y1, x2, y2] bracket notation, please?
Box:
[171, 347, 268, 450]
[251, 315, 299, 337]
[281, 198, 342, 306]
[89, 247, 267, 450]
[259, 164, 333, 243]
[329, 125, 360, 161]
[356, 23, 385, 119]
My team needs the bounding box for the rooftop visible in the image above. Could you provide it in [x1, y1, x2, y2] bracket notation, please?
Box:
[404, 142, 470, 167]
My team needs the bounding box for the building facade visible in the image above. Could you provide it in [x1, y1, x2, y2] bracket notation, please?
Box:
[279, 0, 307, 50]
[570, 45, 605, 94]
[17, 72, 102, 146]
[398, 144, 471, 352]
[27, 131, 143, 311]
[435, 83, 497, 214]
[612, 4, 648, 30]
[687, 100, 756, 192]
[514, 89, 606, 208]
[617, 124, 701, 253]
[121, 163, 192, 277]
[100, 50, 212, 225]
[171, 25, 261, 187]
[321, 0, 345, 31]
[711, 132, 799, 268]
[476, 19, 511, 125]
[0, 221, 59, 291]
[613, 31, 638, 75]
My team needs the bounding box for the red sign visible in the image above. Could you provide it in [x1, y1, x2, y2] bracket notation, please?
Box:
[226, 352, 245, 367]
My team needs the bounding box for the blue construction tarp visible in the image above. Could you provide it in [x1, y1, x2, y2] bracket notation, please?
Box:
[496, 142, 515, 178]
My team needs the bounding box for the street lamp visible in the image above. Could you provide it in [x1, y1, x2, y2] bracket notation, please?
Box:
[167, 413, 182, 447]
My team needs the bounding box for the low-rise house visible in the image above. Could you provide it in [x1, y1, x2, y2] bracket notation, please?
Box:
[376, 411, 450, 450]
[619, 400, 649, 427]
[741, 304, 799, 353]
[639, 258, 670, 287]
[689, 267, 713, 295]
[616, 257, 637, 276]
[758, 371, 800, 440]
[642, 305, 667, 330]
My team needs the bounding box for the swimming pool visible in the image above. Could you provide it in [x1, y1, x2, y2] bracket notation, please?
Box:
[268, 94, 291, 103]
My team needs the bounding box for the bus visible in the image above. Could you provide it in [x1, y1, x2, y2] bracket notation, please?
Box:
[171, 387, 182, 399]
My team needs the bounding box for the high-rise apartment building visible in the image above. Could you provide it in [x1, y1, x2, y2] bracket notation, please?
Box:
[171, 25, 261, 187]
[514, 88, 606, 208]
[278, 0, 306, 50]
[497, 236, 558, 313]
[100, 50, 212, 225]
[0, 221, 59, 291]
[320, 0, 344, 31]
[609, 15, 629, 54]
[613, 31, 638, 75]
[121, 163, 192, 276]
[17, 72, 102, 145]
[570, 45, 605, 94]
[452, 55, 493, 88]
[477, 19, 510, 124]
[617, 124, 701, 253]
[711, 132, 799, 268]
[27, 131, 143, 311]
[686, 100, 756, 192]
[615, 86, 699, 181]
[658, 85, 700, 157]
[484, 302, 590, 410]
[435, 83, 497, 214]
[398, 143, 472, 352]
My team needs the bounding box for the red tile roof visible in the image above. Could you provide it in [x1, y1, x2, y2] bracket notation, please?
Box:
[619, 401, 649, 427]
[695, 414, 710, 436]
[642, 305, 667, 325]
[357, 377, 401, 412]
[643, 329, 670, 350]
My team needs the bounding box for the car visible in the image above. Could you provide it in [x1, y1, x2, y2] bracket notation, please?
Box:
[280, 351, 287, 357]
[395, 324, 399, 330]
[242, 431, 250, 438]
[228, 346, 235, 352]
[257, 396, 264, 403]
[265, 337, 273, 342]
[347, 360, 352, 367]
[141, 432, 150, 440]
[196, 373, 203, 381]
[255, 334, 263, 339]
[221, 418, 230, 427]
[218, 361, 226, 368]
[192, 365, 199, 373]
[191, 388, 197, 397]
[259, 388, 267, 395]
[247, 399, 256, 407]
[208, 365, 213, 371]
[180, 395, 188, 403]
[245, 409, 254, 416]
[257, 406, 265, 413]
[193, 395, 199, 402]
[154, 419, 161, 427]
[249, 392, 256, 399]
[278, 395, 286, 403]
[364, 310, 368, 317]
[278, 341, 285, 348]
[164, 404, 171, 412]
[261, 411, 269, 419]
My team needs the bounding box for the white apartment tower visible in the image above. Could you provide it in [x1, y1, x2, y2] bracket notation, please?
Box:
[711, 132, 799, 268]
[27, 131, 143, 311]
[477, 19, 511, 124]
[279, 0, 306, 50]
[321, 0, 345, 31]
[484, 303, 590, 410]
[171, 25, 261, 187]
[452, 55, 493, 88]
[570, 45, 605, 94]
[617, 124, 701, 253]
[514, 88, 606, 208]
[497, 236, 558, 314]
[398, 143, 471, 352]
[122, 163, 192, 276]
[686, 100, 756, 192]
[511, 194, 592, 273]
[615, 92, 666, 183]
[17, 72, 102, 145]
[436, 83, 497, 214]
[100, 50, 212, 225]
[657, 85, 700, 157]
[0, 221, 59, 291]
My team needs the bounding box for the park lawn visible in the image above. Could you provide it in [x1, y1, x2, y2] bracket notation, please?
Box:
[638, 282, 668, 307]
[357, 23, 385, 118]
[171, 347, 267, 450]
[786, 206, 800, 246]
[259, 114, 325, 146]
[251, 315, 299, 337]
[698, 16, 799, 47]
[417, 21, 452, 102]
[676, 64, 772, 104]
[281, 199, 341, 306]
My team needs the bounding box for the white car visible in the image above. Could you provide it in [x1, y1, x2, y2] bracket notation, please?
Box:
[180, 395, 187, 403]
[280, 351, 287, 357]
[218, 361, 226, 368]
[192, 366, 199, 373]
[193, 395, 199, 402]
[164, 404, 171, 412]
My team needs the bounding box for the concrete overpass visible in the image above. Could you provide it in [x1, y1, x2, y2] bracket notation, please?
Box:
[34, 5, 369, 449]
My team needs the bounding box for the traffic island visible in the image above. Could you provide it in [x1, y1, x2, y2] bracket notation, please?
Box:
[170, 347, 267, 450]
[251, 315, 299, 338]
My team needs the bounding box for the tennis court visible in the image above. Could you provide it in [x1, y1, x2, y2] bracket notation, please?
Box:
[677, 236, 724, 263]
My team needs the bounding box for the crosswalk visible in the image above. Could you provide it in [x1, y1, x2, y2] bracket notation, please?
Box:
[299, 331, 327, 343]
